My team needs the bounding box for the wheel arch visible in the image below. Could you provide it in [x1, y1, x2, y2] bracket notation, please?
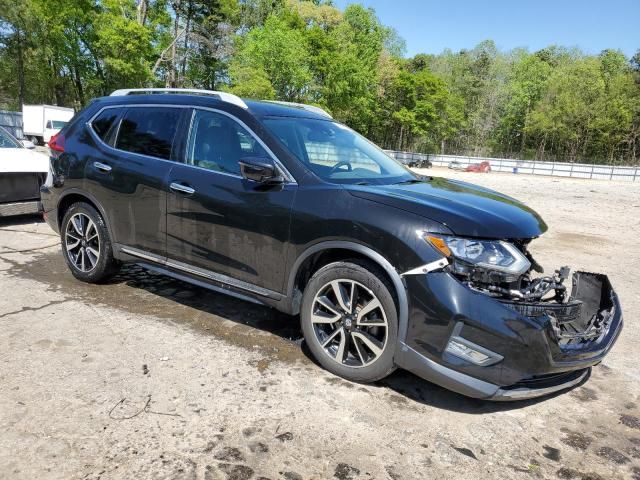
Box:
[57, 189, 114, 241]
[286, 241, 409, 345]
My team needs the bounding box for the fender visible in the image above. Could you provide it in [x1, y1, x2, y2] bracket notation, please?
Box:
[57, 188, 116, 242]
[286, 240, 410, 346]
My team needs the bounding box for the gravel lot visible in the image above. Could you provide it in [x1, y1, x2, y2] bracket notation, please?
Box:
[1, 167, 639, 480]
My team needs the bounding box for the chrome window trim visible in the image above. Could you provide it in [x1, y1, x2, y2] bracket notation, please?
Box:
[86, 103, 297, 184]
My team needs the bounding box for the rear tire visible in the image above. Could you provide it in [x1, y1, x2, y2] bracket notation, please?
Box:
[61, 202, 119, 283]
[301, 260, 398, 383]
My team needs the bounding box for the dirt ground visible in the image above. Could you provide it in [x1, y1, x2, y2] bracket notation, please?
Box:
[1, 167, 639, 480]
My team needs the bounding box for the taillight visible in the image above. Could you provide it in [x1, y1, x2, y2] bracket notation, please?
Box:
[48, 132, 65, 152]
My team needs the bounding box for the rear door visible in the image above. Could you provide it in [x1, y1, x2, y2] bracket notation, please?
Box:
[165, 108, 296, 293]
[85, 105, 188, 257]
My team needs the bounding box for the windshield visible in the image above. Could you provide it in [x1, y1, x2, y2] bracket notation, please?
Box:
[49, 120, 68, 129]
[263, 117, 416, 185]
[0, 128, 21, 148]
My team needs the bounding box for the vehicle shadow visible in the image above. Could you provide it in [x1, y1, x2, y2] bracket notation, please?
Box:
[374, 368, 588, 413]
[103, 263, 580, 414]
[299, 338, 580, 413]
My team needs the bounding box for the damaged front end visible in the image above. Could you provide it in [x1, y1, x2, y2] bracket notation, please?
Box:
[500, 271, 616, 348]
[398, 233, 624, 400]
[425, 234, 620, 349]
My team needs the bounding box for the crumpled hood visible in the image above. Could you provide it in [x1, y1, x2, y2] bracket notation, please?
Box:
[348, 176, 547, 239]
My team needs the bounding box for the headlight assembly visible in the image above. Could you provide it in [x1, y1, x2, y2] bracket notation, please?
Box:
[424, 234, 531, 275]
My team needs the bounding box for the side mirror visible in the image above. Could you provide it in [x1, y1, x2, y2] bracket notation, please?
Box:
[239, 157, 284, 184]
[21, 139, 36, 149]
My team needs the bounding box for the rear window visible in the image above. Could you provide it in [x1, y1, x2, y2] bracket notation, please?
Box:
[91, 109, 120, 141]
[115, 107, 181, 160]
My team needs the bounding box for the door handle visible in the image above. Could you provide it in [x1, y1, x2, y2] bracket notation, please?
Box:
[93, 161, 112, 173]
[170, 182, 195, 195]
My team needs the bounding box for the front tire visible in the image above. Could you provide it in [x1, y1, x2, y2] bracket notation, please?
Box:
[61, 202, 119, 283]
[300, 260, 398, 383]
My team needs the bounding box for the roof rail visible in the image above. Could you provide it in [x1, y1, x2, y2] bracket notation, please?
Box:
[264, 100, 332, 119]
[109, 88, 248, 109]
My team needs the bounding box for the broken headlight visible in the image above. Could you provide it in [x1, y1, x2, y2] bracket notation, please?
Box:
[425, 235, 531, 276]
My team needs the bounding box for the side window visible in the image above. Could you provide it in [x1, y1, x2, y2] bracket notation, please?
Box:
[115, 107, 181, 160]
[186, 110, 268, 175]
[91, 109, 120, 141]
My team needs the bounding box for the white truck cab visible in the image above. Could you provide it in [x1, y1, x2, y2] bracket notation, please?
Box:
[22, 104, 74, 145]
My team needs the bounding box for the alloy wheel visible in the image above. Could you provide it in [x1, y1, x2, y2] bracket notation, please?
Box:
[65, 213, 100, 272]
[311, 279, 388, 368]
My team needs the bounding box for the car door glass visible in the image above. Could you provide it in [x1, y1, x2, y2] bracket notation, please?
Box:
[115, 107, 181, 160]
[91, 109, 120, 141]
[186, 110, 268, 175]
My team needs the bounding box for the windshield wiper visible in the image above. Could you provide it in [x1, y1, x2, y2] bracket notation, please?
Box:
[393, 178, 424, 185]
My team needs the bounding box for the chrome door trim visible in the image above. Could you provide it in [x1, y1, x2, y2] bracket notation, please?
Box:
[142, 262, 266, 306]
[120, 246, 164, 263]
[119, 245, 283, 300]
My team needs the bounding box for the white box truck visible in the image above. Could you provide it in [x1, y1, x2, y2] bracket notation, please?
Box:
[22, 104, 75, 145]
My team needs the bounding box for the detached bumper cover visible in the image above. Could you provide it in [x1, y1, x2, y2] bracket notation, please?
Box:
[396, 271, 622, 400]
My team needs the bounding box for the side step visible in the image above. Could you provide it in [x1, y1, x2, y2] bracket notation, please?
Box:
[0, 201, 42, 217]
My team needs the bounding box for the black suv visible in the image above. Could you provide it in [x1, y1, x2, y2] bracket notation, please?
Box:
[41, 88, 622, 400]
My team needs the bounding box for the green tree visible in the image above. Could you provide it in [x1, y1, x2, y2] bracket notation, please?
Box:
[229, 15, 311, 100]
[492, 51, 552, 157]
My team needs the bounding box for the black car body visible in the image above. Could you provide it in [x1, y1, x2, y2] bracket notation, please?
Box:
[41, 89, 622, 400]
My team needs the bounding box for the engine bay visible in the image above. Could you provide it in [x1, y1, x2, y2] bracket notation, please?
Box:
[448, 240, 616, 346]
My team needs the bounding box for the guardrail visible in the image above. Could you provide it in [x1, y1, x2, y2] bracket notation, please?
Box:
[385, 151, 640, 182]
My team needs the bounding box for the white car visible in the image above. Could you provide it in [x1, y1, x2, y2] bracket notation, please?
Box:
[0, 126, 49, 217]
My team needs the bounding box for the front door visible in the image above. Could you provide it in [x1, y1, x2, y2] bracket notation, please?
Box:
[166, 108, 296, 293]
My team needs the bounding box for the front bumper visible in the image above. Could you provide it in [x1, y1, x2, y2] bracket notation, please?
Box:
[396, 271, 622, 401]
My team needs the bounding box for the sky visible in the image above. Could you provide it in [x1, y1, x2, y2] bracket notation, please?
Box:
[332, 0, 640, 58]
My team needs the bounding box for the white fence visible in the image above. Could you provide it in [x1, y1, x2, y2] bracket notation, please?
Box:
[385, 151, 640, 182]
